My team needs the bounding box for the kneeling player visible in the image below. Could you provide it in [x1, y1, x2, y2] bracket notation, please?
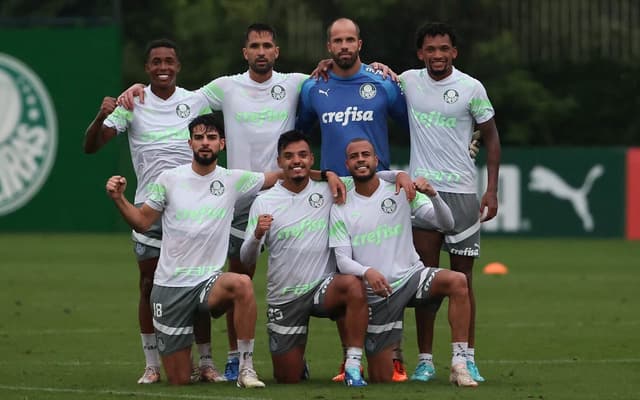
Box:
[329, 139, 478, 386]
[240, 130, 369, 386]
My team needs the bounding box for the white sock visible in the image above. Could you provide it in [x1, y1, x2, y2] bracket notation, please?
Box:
[141, 333, 160, 368]
[344, 347, 363, 370]
[466, 347, 476, 363]
[418, 353, 434, 366]
[451, 342, 468, 366]
[227, 350, 240, 361]
[197, 342, 213, 367]
[237, 339, 255, 371]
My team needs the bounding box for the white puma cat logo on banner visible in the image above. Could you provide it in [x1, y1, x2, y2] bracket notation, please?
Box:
[528, 165, 604, 231]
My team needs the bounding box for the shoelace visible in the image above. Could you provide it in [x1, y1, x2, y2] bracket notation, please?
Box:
[417, 363, 434, 374]
[241, 368, 258, 379]
[456, 368, 474, 383]
[144, 366, 158, 375]
[201, 365, 218, 376]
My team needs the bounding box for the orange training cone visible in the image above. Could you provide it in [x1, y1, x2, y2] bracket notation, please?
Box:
[483, 262, 509, 275]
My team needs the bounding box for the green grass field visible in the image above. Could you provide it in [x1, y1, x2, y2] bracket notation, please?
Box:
[1, 234, 639, 400]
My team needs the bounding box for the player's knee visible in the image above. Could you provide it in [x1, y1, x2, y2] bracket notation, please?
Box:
[235, 274, 254, 297]
[451, 271, 469, 296]
[345, 276, 366, 300]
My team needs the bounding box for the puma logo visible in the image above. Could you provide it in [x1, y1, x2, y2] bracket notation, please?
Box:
[528, 165, 604, 231]
[318, 88, 330, 97]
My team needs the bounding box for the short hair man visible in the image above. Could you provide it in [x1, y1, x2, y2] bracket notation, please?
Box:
[329, 139, 478, 387]
[399, 21, 501, 382]
[105, 113, 280, 387]
[239, 130, 369, 386]
[296, 18, 409, 177]
[84, 39, 218, 384]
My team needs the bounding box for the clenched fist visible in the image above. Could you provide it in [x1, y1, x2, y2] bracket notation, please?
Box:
[105, 175, 127, 199]
[254, 214, 273, 240]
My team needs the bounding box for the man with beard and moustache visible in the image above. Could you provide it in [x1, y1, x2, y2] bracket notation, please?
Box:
[328, 139, 478, 387]
[84, 39, 221, 384]
[296, 17, 413, 381]
[296, 18, 410, 178]
[398, 22, 501, 383]
[117, 25, 347, 380]
[105, 113, 281, 388]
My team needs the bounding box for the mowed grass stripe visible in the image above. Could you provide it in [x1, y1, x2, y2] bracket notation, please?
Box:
[0, 385, 270, 400]
[1, 234, 639, 400]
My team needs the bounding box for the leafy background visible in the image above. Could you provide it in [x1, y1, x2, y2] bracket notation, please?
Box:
[2, 0, 639, 146]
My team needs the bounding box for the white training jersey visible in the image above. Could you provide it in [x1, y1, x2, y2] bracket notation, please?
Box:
[245, 180, 336, 305]
[146, 164, 264, 287]
[104, 86, 211, 204]
[400, 67, 494, 193]
[329, 179, 432, 300]
[198, 71, 309, 172]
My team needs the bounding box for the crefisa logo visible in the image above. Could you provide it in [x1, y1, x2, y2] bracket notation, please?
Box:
[0, 53, 57, 216]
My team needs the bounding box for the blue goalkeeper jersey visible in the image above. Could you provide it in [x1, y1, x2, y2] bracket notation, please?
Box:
[296, 64, 409, 176]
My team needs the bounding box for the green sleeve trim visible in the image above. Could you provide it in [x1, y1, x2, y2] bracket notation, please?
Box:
[146, 183, 166, 202]
[470, 98, 493, 116]
[410, 192, 430, 211]
[329, 220, 348, 240]
[235, 172, 261, 193]
[202, 82, 225, 102]
[340, 177, 355, 192]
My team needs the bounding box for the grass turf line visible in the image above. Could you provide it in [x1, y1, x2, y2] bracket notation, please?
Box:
[0, 234, 638, 399]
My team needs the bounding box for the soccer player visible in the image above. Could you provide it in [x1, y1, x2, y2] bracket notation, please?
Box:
[296, 18, 409, 177]
[239, 130, 369, 386]
[329, 139, 478, 387]
[296, 17, 413, 381]
[83, 39, 221, 384]
[399, 21, 501, 382]
[105, 113, 278, 387]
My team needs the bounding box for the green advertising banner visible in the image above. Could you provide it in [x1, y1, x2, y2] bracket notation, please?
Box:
[0, 25, 124, 231]
[478, 148, 625, 237]
[391, 147, 626, 237]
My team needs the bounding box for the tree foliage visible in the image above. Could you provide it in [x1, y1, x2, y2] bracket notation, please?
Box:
[2, 0, 639, 146]
[467, 32, 578, 145]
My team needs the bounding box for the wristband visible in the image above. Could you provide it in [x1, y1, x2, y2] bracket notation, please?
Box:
[320, 169, 332, 181]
